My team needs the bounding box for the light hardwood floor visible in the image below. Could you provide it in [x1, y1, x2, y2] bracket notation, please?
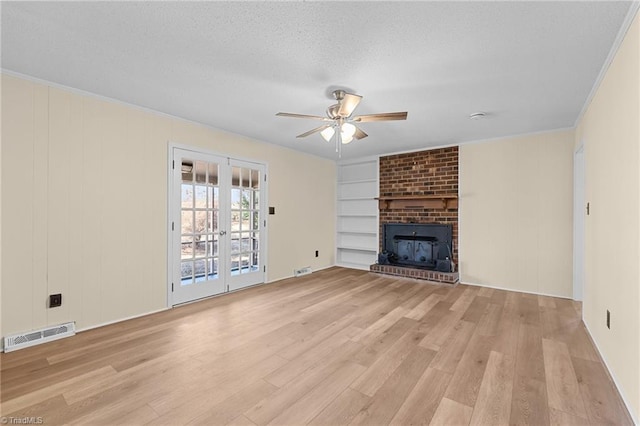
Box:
[0, 267, 633, 425]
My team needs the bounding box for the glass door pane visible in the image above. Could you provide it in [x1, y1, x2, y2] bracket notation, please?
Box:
[227, 161, 265, 291]
[172, 149, 226, 305]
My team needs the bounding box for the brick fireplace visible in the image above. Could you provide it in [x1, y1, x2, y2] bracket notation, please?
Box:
[370, 146, 459, 284]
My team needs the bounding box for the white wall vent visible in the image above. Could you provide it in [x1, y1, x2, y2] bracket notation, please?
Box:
[294, 266, 312, 277]
[3, 322, 75, 352]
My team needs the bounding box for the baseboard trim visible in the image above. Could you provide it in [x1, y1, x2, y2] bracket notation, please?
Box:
[313, 264, 337, 273]
[335, 262, 371, 271]
[460, 280, 573, 300]
[582, 320, 638, 425]
[267, 264, 337, 283]
[76, 307, 170, 334]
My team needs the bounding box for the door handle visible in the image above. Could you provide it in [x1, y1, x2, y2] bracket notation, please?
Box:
[219, 231, 226, 236]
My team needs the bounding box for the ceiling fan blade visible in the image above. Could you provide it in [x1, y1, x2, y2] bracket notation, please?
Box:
[353, 112, 408, 122]
[337, 93, 362, 117]
[276, 112, 331, 121]
[354, 126, 368, 140]
[296, 124, 331, 138]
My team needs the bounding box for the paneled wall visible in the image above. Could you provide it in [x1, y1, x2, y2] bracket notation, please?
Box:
[459, 130, 574, 297]
[1, 74, 336, 338]
[575, 10, 640, 421]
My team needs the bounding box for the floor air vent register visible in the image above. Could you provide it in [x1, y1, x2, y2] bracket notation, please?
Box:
[3, 322, 76, 352]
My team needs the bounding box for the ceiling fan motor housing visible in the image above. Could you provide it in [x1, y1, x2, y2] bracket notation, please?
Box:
[333, 89, 346, 101]
[327, 104, 341, 119]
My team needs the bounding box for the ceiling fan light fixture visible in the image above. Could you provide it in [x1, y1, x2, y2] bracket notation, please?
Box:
[340, 123, 356, 144]
[341, 122, 356, 138]
[320, 126, 335, 142]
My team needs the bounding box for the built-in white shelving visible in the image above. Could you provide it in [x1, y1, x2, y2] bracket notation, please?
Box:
[336, 158, 378, 270]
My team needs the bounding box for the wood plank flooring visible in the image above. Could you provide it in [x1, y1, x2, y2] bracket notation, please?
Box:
[0, 267, 633, 425]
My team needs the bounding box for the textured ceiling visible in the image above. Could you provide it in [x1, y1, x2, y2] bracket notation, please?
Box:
[1, 1, 634, 160]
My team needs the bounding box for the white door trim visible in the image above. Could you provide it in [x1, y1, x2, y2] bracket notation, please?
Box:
[573, 142, 585, 303]
[167, 143, 174, 307]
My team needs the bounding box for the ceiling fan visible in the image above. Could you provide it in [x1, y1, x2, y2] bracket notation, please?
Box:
[276, 90, 408, 156]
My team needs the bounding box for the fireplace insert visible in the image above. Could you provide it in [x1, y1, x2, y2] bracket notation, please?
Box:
[379, 223, 454, 272]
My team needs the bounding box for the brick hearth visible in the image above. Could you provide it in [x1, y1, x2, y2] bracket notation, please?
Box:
[370, 264, 459, 285]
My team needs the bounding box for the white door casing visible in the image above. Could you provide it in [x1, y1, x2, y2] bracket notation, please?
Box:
[573, 144, 585, 303]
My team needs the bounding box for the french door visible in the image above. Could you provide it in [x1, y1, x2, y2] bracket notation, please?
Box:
[171, 147, 266, 305]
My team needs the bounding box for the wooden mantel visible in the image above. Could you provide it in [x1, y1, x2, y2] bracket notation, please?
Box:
[376, 195, 458, 210]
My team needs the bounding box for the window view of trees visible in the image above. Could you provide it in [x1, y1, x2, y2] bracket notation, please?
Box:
[180, 161, 261, 284]
[181, 160, 220, 284]
[230, 167, 260, 276]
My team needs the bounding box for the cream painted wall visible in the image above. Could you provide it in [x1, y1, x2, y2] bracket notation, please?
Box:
[1, 74, 336, 337]
[459, 129, 574, 297]
[575, 11, 639, 421]
[0, 73, 3, 339]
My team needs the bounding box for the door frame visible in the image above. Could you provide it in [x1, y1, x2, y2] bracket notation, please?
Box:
[573, 142, 585, 304]
[166, 142, 269, 307]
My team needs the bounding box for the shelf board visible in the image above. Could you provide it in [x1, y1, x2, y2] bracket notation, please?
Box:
[337, 231, 377, 235]
[338, 158, 378, 167]
[338, 178, 377, 185]
[336, 262, 372, 271]
[376, 194, 458, 210]
[338, 196, 376, 201]
[337, 245, 377, 252]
